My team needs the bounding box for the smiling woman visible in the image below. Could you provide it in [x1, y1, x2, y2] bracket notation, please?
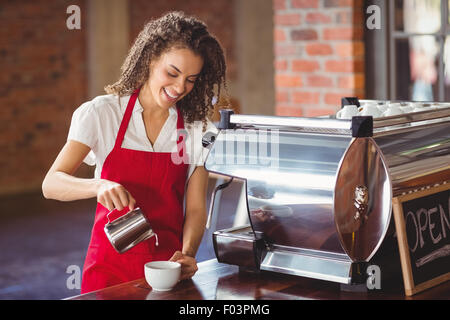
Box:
[105, 11, 228, 125]
[41, 11, 228, 294]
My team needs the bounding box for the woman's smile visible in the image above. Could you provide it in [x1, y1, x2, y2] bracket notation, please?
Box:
[163, 87, 181, 102]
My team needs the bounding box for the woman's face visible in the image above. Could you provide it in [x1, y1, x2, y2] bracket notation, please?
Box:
[146, 47, 204, 110]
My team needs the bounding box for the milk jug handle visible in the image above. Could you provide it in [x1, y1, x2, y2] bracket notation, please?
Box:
[106, 209, 118, 224]
[106, 207, 140, 224]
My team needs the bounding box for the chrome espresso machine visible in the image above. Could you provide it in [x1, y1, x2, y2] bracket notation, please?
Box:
[203, 98, 450, 286]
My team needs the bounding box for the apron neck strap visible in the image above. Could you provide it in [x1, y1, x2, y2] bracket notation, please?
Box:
[175, 107, 184, 130]
[114, 89, 140, 149]
[115, 89, 188, 157]
[175, 107, 187, 158]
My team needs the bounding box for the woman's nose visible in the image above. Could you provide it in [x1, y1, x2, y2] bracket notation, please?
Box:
[173, 79, 185, 95]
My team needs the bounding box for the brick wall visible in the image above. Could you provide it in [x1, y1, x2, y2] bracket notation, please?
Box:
[0, 0, 236, 197]
[0, 0, 87, 196]
[273, 0, 365, 117]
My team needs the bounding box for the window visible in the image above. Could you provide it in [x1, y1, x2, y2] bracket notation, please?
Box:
[366, 0, 450, 102]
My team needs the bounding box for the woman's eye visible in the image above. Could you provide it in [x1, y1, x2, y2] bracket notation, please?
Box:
[168, 72, 196, 84]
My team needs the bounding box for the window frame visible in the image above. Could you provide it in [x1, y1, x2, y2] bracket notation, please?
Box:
[365, 0, 450, 101]
[389, 0, 449, 101]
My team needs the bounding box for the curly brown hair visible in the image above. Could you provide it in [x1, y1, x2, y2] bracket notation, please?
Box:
[105, 11, 228, 126]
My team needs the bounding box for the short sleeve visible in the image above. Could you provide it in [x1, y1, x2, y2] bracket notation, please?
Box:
[185, 119, 218, 181]
[201, 119, 218, 164]
[67, 101, 98, 166]
[193, 119, 218, 167]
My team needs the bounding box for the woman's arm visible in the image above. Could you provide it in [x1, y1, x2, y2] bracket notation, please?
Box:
[170, 165, 209, 280]
[42, 140, 136, 211]
[183, 165, 209, 256]
[43, 140, 99, 200]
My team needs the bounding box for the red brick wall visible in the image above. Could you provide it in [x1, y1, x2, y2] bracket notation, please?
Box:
[273, 0, 365, 117]
[129, 0, 236, 80]
[0, 0, 235, 196]
[0, 0, 87, 196]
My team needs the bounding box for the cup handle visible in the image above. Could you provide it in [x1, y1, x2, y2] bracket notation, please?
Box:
[336, 109, 343, 119]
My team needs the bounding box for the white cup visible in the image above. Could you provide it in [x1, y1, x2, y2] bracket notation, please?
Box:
[336, 105, 358, 119]
[382, 105, 404, 117]
[358, 104, 382, 118]
[400, 106, 414, 113]
[145, 261, 181, 291]
[377, 104, 388, 113]
[388, 102, 402, 108]
[434, 103, 450, 109]
[412, 106, 428, 113]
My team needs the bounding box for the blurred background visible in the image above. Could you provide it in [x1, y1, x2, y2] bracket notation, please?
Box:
[2, 0, 449, 299]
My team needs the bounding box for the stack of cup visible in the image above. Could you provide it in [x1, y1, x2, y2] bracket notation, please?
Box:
[335, 101, 440, 119]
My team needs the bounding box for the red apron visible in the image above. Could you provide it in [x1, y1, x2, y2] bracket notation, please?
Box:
[81, 89, 189, 294]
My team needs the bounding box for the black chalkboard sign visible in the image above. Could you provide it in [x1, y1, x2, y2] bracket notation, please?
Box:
[393, 182, 450, 296]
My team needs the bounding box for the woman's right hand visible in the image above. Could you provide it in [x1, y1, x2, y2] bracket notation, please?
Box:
[96, 180, 136, 212]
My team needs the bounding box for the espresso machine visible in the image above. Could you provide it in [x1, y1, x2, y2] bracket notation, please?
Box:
[203, 99, 450, 286]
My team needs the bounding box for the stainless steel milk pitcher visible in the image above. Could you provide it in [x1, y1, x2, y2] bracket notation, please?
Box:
[104, 207, 158, 253]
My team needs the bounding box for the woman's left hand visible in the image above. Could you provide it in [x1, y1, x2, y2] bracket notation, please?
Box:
[169, 251, 198, 280]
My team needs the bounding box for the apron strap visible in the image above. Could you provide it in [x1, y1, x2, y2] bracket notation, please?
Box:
[114, 89, 140, 149]
[175, 107, 184, 130]
[175, 107, 188, 160]
[115, 90, 187, 159]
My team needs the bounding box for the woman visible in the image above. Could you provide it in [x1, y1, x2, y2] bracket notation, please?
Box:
[42, 11, 227, 293]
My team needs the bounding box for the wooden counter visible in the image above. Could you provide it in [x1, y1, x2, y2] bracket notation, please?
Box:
[66, 258, 450, 300]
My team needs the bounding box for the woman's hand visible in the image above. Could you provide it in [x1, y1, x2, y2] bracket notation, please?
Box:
[169, 251, 198, 280]
[96, 180, 136, 212]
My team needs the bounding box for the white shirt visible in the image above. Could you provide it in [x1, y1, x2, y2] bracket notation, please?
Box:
[67, 94, 218, 181]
